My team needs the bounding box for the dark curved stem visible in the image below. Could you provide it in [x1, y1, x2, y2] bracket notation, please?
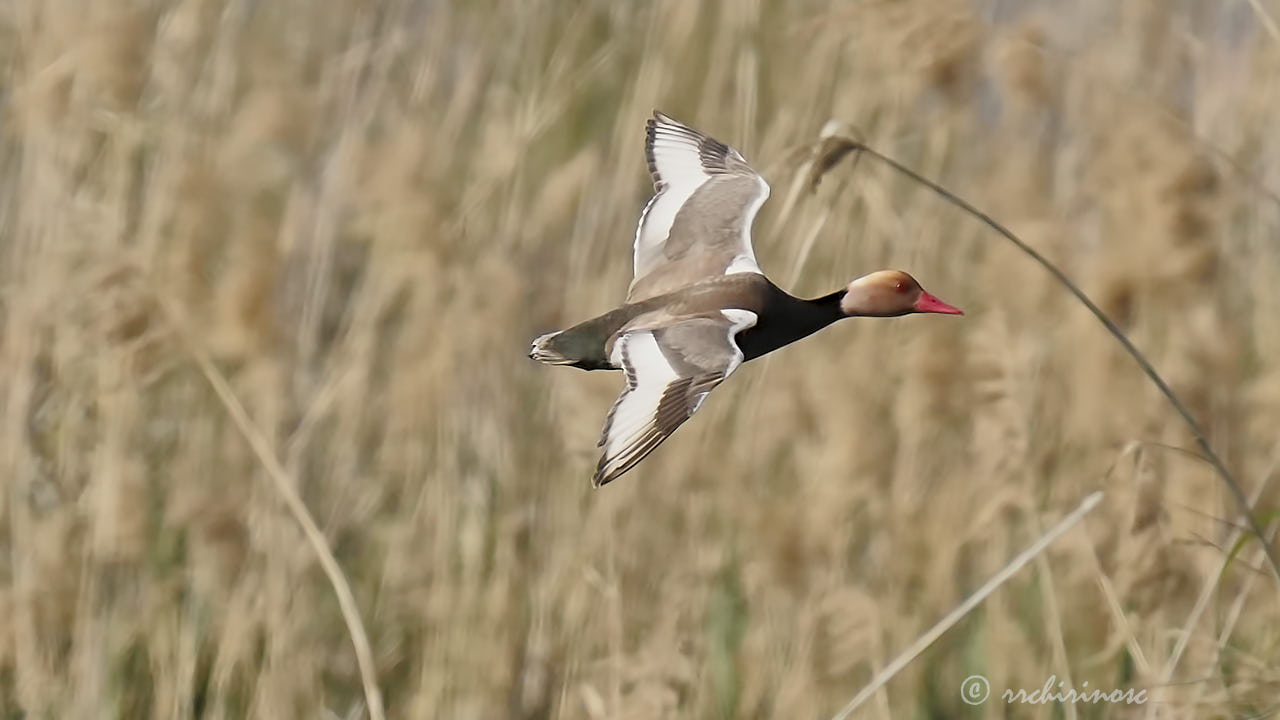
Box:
[847, 142, 1280, 587]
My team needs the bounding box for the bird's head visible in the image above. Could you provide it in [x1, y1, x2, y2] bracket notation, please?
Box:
[840, 270, 963, 317]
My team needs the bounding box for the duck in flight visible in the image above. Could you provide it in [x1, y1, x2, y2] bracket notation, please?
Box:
[530, 112, 963, 487]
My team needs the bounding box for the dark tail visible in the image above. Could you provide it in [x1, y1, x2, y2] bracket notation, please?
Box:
[529, 331, 575, 365]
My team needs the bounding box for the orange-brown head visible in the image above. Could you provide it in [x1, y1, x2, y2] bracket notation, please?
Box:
[840, 270, 963, 317]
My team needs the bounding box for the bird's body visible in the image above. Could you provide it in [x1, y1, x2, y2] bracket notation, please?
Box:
[530, 112, 962, 486]
[533, 272, 845, 370]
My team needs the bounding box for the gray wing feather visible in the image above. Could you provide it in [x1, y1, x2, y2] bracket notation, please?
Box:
[592, 311, 756, 486]
[630, 113, 769, 303]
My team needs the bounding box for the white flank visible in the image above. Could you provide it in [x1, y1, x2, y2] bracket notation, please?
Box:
[723, 254, 762, 276]
[719, 309, 756, 377]
[720, 308, 758, 335]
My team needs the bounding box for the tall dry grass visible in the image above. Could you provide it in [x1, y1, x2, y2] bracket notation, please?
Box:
[1, 0, 1279, 718]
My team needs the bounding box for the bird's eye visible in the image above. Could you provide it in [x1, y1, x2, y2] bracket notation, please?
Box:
[894, 281, 906, 292]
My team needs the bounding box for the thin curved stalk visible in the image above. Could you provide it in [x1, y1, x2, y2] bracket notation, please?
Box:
[155, 293, 386, 720]
[841, 140, 1280, 588]
[829, 492, 1106, 720]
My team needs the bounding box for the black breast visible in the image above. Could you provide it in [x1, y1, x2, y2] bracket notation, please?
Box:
[736, 287, 845, 362]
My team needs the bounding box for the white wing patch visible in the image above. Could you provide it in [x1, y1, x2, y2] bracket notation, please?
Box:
[594, 310, 758, 486]
[633, 119, 719, 277]
[629, 114, 772, 298]
[596, 332, 681, 485]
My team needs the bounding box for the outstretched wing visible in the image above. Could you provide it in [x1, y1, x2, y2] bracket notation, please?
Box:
[593, 310, 757, 486]
[628, 112, 771, 303]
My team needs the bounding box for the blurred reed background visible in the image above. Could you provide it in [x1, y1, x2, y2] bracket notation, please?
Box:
[2, 0, 1279, 717]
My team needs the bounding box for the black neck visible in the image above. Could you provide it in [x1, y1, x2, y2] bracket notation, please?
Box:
[807, 289, 847, 320]
[738, 288, 847, 362]
[793, 289, 848, 337]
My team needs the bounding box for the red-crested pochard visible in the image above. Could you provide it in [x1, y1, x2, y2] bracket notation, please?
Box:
[531, 112, 962, 486]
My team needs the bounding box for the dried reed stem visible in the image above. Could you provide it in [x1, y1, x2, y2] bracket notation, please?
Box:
[1244, 0, 1280, 45]
[841, 140, 1280, 589]
[1163, 457, 1276, 677]
[155, 294, 386, 720]
[829, 491, 1105, 720]
[1186, 518, 1279, 710]
[1151, 444, 1280, 718]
